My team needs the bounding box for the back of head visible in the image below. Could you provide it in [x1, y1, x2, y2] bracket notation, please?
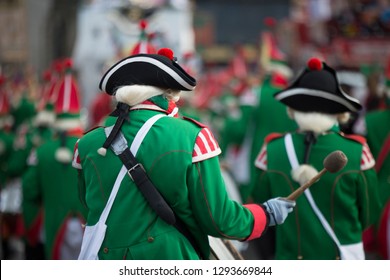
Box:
[274, 57, 362, 133]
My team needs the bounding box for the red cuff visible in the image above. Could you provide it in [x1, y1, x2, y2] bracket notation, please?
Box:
[243, 204, 268, 241]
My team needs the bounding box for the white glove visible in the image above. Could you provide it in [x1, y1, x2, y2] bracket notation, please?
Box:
[264, 197, 296, 226]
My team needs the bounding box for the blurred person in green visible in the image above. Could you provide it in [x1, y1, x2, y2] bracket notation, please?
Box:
[362, 57, 390, 259]
[22, 59, 87, 259]
[73, 48, 295, 260]
[251, 57, 381, 259]
[0, 76, 19, 259]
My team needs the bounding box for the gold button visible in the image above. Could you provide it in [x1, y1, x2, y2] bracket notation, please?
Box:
[336, 256, 340, 260]
[148, 237, 154, 243]
[103, 247, 109, 253]
[297, 255, 303, 260]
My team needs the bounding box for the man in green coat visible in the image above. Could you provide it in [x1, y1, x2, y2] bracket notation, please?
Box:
[22, 58, 87, 259]
[251, 57, 382, 260]
[0, 84, 14, 188]
[0, 81, 19, 259]
[363, 63, 390, 259]
[73, 48, 296, 260]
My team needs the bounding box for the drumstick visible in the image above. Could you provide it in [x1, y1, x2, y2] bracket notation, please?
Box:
[222, 239, 245, 260]
[286, 150, 348, 200]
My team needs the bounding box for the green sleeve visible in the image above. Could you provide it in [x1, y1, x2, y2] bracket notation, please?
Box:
[357, 168, 382, 228]
[187, 156, 254, 240]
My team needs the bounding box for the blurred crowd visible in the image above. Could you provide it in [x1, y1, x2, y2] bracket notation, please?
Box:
[0, 2, 389, 260]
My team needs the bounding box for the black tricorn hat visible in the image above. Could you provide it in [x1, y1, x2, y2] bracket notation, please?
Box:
[99, 48, 196, 95]
[274, 58, 362, 113]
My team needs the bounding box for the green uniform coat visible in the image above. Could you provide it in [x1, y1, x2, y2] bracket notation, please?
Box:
[73, 104, 269, 260]
[22, 129, 87, 259]
[252, 129, 381, 259]
[365, 109, 390, 259]
[365, 110, 390, 204]
[0, 129, 14, 188]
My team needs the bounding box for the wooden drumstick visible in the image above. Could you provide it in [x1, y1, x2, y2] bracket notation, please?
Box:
[222, 239, 245, 260]
[286, 150, 348, 200]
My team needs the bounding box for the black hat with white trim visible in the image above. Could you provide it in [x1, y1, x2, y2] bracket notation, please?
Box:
[274, 58, 362, 113]
[96, 48, 196, 157]
[99, 48, 196, 95]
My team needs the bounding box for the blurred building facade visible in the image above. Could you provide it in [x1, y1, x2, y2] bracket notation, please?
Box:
[0, 0, 389, 110]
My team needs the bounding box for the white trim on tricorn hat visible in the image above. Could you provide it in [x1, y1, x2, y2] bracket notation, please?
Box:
[274, 57, 362, 114]
[99, 49, 196, 95]
[97, 48, 196, 157]
[275, 87, 360, 112]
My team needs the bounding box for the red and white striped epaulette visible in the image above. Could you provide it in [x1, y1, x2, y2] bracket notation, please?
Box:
[185, 117, 221, 163]
[342, 133, 375, 170]
[72, 139, 82, 169]
[254, 133, 283, 171]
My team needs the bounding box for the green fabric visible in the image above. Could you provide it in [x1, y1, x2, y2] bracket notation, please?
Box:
[30, 125, 54, 148]
[0, 130, 15, 188]
[251, 131, 382, 259]
[22, 134, 88, 259]
[5, 122, 35, 179]
[219, 105, 255, 156]
[241, 76, 297, 201]
[10, 96, 36, 132]
[76, 109, 255, 260]
[149, 95, 170, 111]
[365, 109, 390, 205]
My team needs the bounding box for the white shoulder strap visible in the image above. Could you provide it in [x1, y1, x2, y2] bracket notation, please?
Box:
[99, 113, 168, 224]
[284, 133, 299, 169]
[78, 112, 174, 260]
[283, 133, 348, 259]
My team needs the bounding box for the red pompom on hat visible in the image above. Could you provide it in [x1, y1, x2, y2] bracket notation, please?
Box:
[139, 19, 147, 30]
[42, 70, 52, 82]
[158, 48, 174, 60]
[264, 17, 277, 27]
[0, 86, 10, 115]
[307, 57, 323, 71]
[53, 59, 64, 73]
[63, 58, 73, 69]
[130, 19, 156, 55]
[100, 47, 196, 95]
[0, 75, 5, 86]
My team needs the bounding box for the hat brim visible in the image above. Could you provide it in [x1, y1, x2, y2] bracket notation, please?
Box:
[99, 54, 196, 95]
[274, 87, 362, 113]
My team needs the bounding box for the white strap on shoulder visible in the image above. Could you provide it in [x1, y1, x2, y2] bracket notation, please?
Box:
[283, 133, 348, 259]
[130, 114, 166, 155]
[99, 113, 169, 224]
[284, 133, 299, 169]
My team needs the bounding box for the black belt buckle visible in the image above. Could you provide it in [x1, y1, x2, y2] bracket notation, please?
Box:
[127, 163, 145, 181]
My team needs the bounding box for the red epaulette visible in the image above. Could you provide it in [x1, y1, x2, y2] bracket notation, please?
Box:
[255, 133, 283, 171]
[264, 132, 283, 144]
[342, 133, 375, 170]
[182, 116, 207, 128]
[67, 127, 84, 138]
[341, 133, 367, 145]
